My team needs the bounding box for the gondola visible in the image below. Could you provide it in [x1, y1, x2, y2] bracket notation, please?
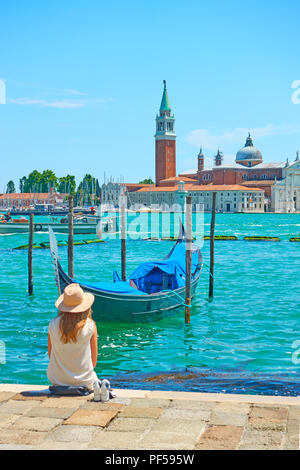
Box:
[49, 225, 202, 322]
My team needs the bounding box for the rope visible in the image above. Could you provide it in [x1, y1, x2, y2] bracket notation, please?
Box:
[202, 262, 215, 279]
[161, 289, 191, 308]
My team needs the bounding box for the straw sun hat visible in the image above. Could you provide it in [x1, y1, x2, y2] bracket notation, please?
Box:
[55, 283, 95, 313]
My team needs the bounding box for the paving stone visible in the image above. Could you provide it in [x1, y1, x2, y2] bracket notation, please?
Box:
[0, 428, 47, 445]
[210, 411, 247, 427]
[250, 406, 288, 420]
[288, 406, 300, 420]
[138, 431, 197, 450]
[0, 400, 37, 415]
[130, 398, 171, 408]
[0, 392, 16, 403]
[82, 401, 125, 412]
[152, 418, 205, 437]
[247, 416, 287, 432]
[214, 402, 250, 414]
[89, 430, 140, 450]
[196, 425, 243, 450]
[9, 416, 63, 432]
[161, 408, 211, 421]
[25, 406, 76, 419]
[0, 413, 20, 428]
[119, 406, 163, 419]
[64, 409, 118, 427]
[104, 397, 131, 405]
[107, 417, 156, 432]
[239, 430, 284, 450]
[11, 393, 49, 402]
[47, 424, 99, 442]
[41, 397, 87, 409]
[283, 419, 299, 449]
[170, 399, 216, 410]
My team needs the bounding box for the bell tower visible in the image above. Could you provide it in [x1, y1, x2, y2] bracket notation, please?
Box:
[155, 81, 176, 186]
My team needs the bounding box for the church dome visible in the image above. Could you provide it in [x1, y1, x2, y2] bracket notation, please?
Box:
[236, 134, 262, 167]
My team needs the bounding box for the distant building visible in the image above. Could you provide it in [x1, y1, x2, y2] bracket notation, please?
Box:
[101, 182, 150, 207]
[0, 192, 67, 209]
[179, 134, 285, 211]
[102, 82, 295, 213]
[129, 181, 264, 213]
[271, 152, 300, 212]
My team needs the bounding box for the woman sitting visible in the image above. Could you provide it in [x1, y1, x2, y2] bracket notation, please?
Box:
[47, 283, 98, 391]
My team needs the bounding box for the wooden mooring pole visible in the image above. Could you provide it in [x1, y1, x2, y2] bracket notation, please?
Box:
[185, 196, 192, 323]
[120, 194, 126, 281]
[28, 213, 34, 295]
[68, 195, 74, 278]
[209, 192, 217, 297]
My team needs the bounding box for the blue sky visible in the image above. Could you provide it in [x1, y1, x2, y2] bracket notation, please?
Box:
[1, 0, 300, 191]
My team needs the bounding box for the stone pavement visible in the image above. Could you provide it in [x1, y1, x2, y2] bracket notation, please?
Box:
[0, 384, 299, 450]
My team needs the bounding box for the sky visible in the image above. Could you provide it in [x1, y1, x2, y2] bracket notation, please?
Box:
[1, 0, 300, 192]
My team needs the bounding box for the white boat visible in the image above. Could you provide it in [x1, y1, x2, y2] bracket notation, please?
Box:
[0, 216, 116, 235]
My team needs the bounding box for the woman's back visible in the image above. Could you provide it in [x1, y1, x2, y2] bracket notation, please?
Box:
[47, 315, 95, 388]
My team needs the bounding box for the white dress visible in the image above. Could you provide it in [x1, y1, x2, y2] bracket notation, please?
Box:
[47, 316, 95, 389]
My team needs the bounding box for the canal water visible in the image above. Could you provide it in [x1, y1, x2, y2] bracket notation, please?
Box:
[0, 213, 299, 395]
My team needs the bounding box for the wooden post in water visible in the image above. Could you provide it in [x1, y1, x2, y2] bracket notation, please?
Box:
[120, 194, 126, 281]
[209, 192, 217, 297]
[28, 213, 34, 295]
[68, 195, 74, 278]
[185, 196, 192, 323]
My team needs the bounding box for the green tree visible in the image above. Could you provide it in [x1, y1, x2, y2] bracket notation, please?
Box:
[58, 175, 76, 195]
[40, 170, 58, 192]
[139, 178, 154, 184]
[75, 174, 98, 206]
[23, 170, 42, 193]
[6, 180, 16, 193]
[19, 176, 27, 193]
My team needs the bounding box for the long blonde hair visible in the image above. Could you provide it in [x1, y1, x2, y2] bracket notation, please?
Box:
[59, 308, 92, 344]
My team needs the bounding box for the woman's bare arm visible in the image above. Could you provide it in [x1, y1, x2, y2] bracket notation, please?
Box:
[90, 322, 98, 368]
[48, 333, 52, 359]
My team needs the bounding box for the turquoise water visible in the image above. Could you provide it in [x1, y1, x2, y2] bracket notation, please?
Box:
[0, 213, 300, 395]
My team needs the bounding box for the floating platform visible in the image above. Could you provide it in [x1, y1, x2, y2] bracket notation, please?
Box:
[204, 235, 238, 241]
[14, 238, 105, 250]
[244, 236, 280, 242]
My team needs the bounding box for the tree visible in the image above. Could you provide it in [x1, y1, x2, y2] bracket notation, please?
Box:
[23, 170, 42, 193]
[6, 180, 15, 193]
[19, 176, 27, 193]
[58, 175, 76, 195]
[40, 170, 58, 192]
[75, 174, 98, 206]
[139, 178, 154, 184]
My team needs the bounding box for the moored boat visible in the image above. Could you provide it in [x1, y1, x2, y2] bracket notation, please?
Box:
[48, 225, 203, 322]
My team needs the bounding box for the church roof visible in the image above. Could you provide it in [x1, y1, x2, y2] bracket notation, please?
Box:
[160, 80, 171, 112]
[236, 134, 262, 163]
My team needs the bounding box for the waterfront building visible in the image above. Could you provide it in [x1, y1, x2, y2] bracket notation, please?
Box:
[271, 152, 300, 212]
[101, 182, 150, 207]
[0, 192, 67, 209]
[102, 82, 292, 213]
[129, 181, 264, 213]
[179, 134, 285, 211]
